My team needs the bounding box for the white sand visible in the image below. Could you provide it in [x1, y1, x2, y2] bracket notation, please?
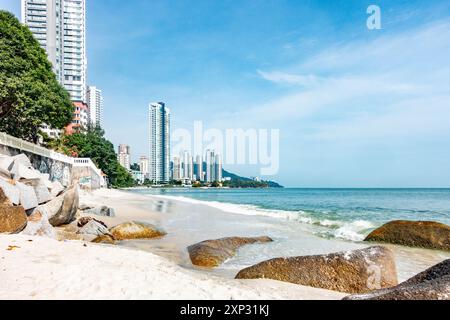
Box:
[0, 234, 345, 300]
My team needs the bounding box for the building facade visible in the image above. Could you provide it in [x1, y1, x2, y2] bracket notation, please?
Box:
[148, 102, 170, 182]
[21, 0, 87, 102]
[139, 156, 149, 177]
[117, 144, 130, 170]
[86, 86, 104, 128]
[65, 101, 88, 135]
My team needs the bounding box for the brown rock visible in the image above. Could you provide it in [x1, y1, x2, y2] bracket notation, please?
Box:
[235, 246, 398, 294]
[344, 259, 450, 300]
[109, 221, 166, 240]
[188, 236, 273, 268]
[92, 234, 116, 244]
[0, 205, 27, 234]
[77, 216, 107, 228]
[365, 220, 450, 251]
[55, 224, 83, 241]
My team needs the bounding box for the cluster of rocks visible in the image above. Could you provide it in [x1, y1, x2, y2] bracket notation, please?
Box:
[0, 153, 71, 237]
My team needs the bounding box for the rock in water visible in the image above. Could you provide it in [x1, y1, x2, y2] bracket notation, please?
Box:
[344, 259, 450, 300]
[188, 236, 273, 268]
[21, 209, 55, 238]
[235, 246, 398, 294]
[39, 184, 79, 226]
[0, 178, 20, 205]
[110, 221, 166, 240]
[0, 205, 27, 234]
[365, 220, 450, 251]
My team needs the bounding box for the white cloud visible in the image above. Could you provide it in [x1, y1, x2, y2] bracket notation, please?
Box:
[257, 70, 321, 86]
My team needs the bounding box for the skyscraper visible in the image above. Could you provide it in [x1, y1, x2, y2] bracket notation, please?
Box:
[149, 102, 170, 182]
[21, 0, 87, 102]
[87, 86, 104, 128]
[215, 154, 222, 182]
[172, 156, 181, 181]
[195, 155, 203, 182]
[139, 156, 149, 177]
[118, 144, 130, 170]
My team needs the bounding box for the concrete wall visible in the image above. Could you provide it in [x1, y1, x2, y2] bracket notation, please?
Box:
[0, 144, 72, 186]
[72, 166, 102, 189]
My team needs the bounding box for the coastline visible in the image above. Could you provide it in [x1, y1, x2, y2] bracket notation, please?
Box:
[2, 188, 448, 299]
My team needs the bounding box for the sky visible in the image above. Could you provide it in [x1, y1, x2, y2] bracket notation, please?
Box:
[1, 0, 450, 187]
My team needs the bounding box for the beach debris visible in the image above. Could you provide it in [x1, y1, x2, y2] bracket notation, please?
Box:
[188, 236, 273, 268]
[21, 209, 56, 239]
[0, 204, 27, 234]
[235, 246, 398, 294]
[6, 245, 20, 251]
[365, 220, 450, 251]
[109, 221, 166, 240]
[344, 259, 450, 300]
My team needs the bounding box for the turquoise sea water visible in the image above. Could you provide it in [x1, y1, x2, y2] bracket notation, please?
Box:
[131, 188, 450, 242]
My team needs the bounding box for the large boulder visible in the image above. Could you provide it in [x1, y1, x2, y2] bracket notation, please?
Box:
[235, 246, 398, 294]
[0, 178, 20, 205]
[188, 236, 273, 268]
[109, 221, 166, 240]
[33, 179, 53, 204]
[49, 181, 64, 198]
[21, 209, 55, 238]
[0, 155, 14, 173]
[10, 162, 41, 183]
[344, 259, 450, 300]
[37, 184, 79, 226]
[92, 234, 116, 244]
[16, 182, 39, 210]
[365, 220, 450, 251]
[77, 220, 110, 237]
[82, 205, 115, 217]
[0, 205, 27, 234]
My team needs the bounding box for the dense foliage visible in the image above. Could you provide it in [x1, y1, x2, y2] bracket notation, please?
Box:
[50, 126, 135, 188]
[0, 11, 73, 142]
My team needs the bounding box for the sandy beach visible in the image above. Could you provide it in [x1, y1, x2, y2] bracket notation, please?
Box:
[1, 188, 449, 300]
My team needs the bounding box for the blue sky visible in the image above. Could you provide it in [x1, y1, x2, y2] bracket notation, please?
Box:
[2, 0, 450, 187]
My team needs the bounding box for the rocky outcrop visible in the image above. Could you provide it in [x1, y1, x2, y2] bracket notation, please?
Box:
[82, 205, 115, 217]
[16, 182, 39, 210]
[39, 184, 79, 227]
[0, 178, 20, 205]
[365, 220, 450, 251]
[235, 246, 398, 294]
[21, 209, 55, 238]
[109, 221, 166, 240]
[344, 259, 450, 300]
[0, 205, 27, 234]
[188, 236, 273, 268]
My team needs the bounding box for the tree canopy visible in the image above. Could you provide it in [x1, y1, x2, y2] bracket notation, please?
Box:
[0, 10, 73, 142]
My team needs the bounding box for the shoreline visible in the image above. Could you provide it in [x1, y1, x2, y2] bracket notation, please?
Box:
[2, 187, 449, 299]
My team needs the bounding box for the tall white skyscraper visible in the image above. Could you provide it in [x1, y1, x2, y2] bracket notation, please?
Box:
[21, 0, 87, 102]
[149, 102, 170, 182]
[196, 155, 203, 182]
[172, 156, 181, 181]
[215, 154, 222, 182]
[87, 86, 103, 128]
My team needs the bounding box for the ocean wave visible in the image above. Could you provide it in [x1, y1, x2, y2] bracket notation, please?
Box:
[147, 194, 375, 242]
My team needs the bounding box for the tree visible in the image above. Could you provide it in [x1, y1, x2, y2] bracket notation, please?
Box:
[55, 126, 135, 188]
[0, 11, 73, 142]
[130, 163, 140, 171]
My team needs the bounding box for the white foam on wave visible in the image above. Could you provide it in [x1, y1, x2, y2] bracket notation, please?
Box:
[147, 193, 375, 242]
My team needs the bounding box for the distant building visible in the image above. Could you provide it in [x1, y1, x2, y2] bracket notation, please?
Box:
[195, 155, 203, 182]
[148, 102, 170, 182]
[215, 154, 222, 182]
[139, 156, 149, 177]
[172, 156, 182, 181]
[65, 101, 89, 135]
[87, 86, 104, 128]
[118, 144, 131, 170]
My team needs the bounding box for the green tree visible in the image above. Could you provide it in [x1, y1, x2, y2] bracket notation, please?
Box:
[56, 126, 135, 188]
[0, 11, 73, 142]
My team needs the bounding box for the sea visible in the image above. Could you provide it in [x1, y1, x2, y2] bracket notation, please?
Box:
[130, 188, 450, 242]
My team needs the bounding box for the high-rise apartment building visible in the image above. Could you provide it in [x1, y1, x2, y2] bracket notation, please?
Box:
[21, 0, 87, 102]
[195, 155, 203, 182]
[86, 86, 103, 128]
[139, 156, 149, 177]
[172, 156, 181, 181]
[148, 102, 170, 182]
[117, 144, 130, 170]
[215, 154, 222, 182]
